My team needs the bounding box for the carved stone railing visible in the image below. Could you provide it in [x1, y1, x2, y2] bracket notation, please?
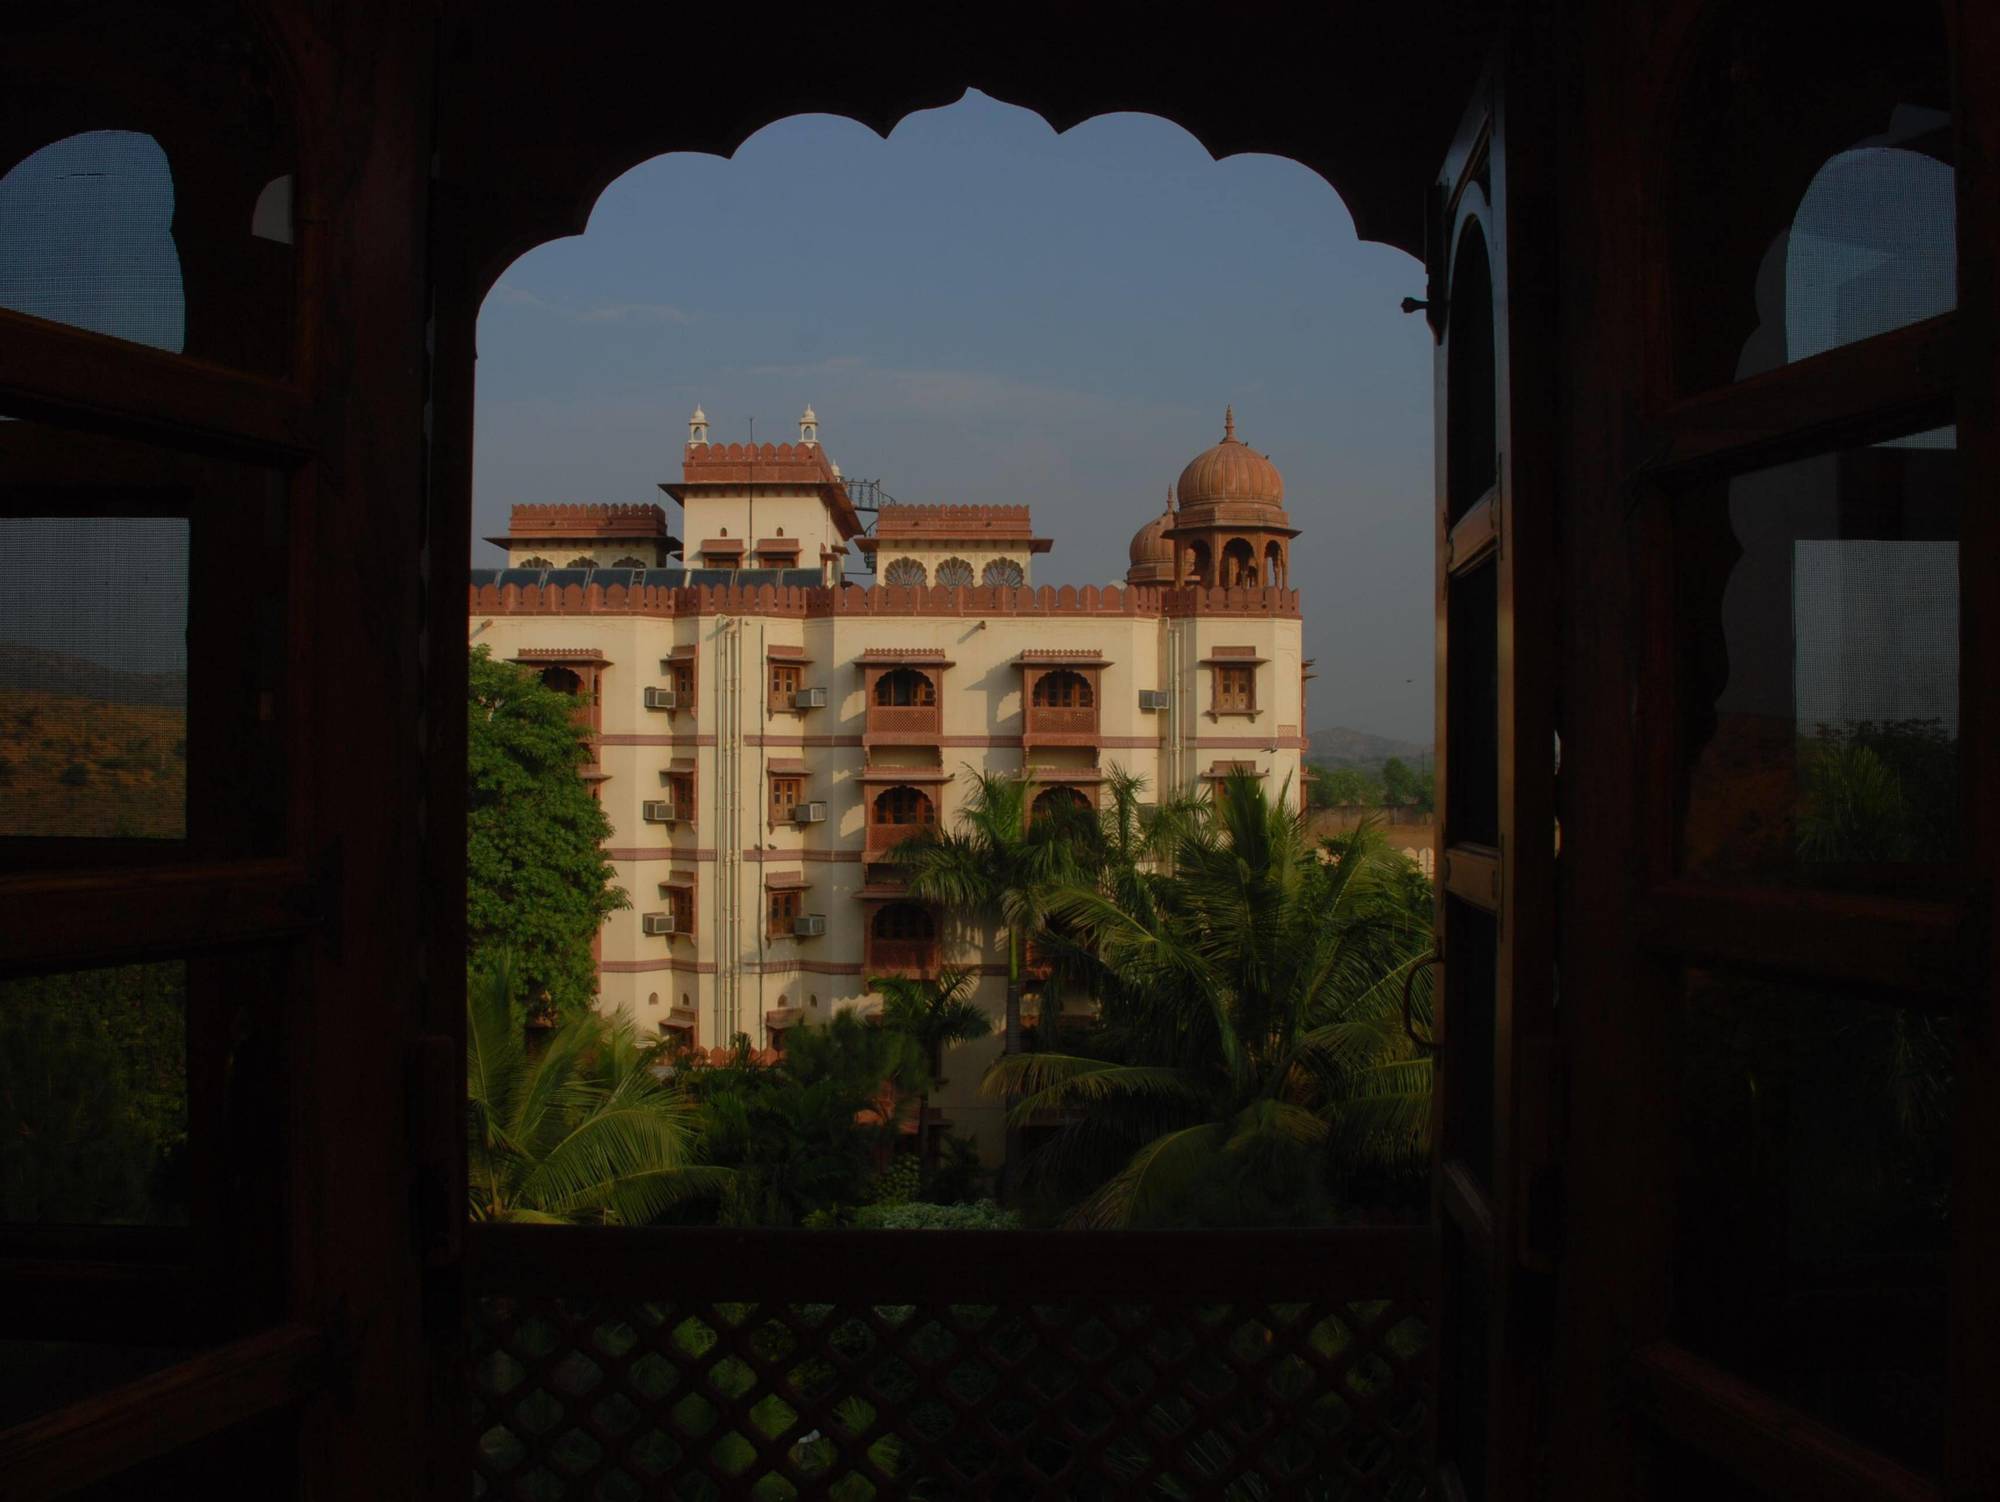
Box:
[865, 703, 942, 739]
[1024, 704, 1099, 739]
[864, 938, 939, 976]
[467, 1225, 1436, 1501]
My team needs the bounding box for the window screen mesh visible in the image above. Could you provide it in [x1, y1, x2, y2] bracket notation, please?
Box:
[0, 517, 189, 838]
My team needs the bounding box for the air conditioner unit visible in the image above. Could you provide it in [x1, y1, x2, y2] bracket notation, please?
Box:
[792, 914, 827, 938]
[792, 686, 828, 710]
[794, 800, 828, 824]
[641, 912, 676, 936]
[641, 800, 677, 823]
[1138, 689, 1170, 711]
[644, 687, 678, 710]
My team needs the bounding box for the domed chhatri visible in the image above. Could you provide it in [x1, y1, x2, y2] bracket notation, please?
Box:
[1160, 407, 1298, 591]
[1174, 404, 1286, 512]
[1125, 486, 1177, 586]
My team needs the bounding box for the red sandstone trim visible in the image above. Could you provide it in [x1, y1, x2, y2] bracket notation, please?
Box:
[467, 580, 1301, 620]
[505, 503, 668, 538]
[601, 958, 717, 974]
[598, 734, 718, 748]
[875, 503, 1034, 536]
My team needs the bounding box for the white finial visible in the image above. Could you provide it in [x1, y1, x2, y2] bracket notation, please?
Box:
[830, 460, 842, 479]
[799, 403, 819, 446]
[689, 404, 709, 446]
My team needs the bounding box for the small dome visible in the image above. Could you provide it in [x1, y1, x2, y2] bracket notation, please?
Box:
[691, 404, 707, 423]
[1125, 498, 1176, 584]
[801, 403, 817, 423]
[1175, 406, 1284, 511]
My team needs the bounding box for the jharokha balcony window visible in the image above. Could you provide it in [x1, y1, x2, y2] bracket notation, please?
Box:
[866, 784, 936, 859]
[866, 902, 939, 978]
[868, 667, 939, 736]
[1020, 652, 1107, 749]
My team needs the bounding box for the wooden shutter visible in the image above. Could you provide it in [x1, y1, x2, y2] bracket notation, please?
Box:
[1428, 28, 1560, 1500]
[0, 6, 448, 1498]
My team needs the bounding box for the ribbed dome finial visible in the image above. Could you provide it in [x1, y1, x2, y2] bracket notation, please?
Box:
[1224, 405, 1235, 442]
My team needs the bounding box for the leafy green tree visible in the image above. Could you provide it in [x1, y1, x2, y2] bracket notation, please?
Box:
[0, 963, 188, 1224]
[683, 1013, 927, 1227]
[1379, 756, 1434, 814]
[872, 966, 994, 1175]
[1308, 765, 1386, 809]
[467, 645, 627, 1020]
[988, 775, 1435, 1228]
[465, 959, 713, 1224]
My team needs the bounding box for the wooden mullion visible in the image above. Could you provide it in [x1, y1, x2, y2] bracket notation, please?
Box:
[0, 859, 324, 974]
[1632, 1342, 1939, 1502]
[0, 310, 317, 462]
[0, 1323, 326, 1502]
[1649, 314, 1957, 480]
[1633, 881, 1973, 999]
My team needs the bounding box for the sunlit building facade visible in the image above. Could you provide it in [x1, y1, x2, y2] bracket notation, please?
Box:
[469, 407, 1307, 1155]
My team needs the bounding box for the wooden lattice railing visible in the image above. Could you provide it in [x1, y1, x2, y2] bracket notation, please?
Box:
[467, 1225, 1436, 1501]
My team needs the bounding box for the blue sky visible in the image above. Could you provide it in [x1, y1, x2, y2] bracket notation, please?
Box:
[474, 91, 1435, 743]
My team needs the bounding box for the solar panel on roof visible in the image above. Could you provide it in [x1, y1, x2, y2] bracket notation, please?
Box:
[586, 568, 642, 587]
[495, 569, 547, 587]
[469, 569, 501, 587]
[641, 569, 686, 587]
[542, 569, 589, 587]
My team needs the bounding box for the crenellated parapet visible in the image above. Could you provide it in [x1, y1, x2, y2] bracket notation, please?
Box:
[466, 579, 1301, 619]
[503, 502, 669, 537]
[874, 503, 1035, 536]
[681, 441, 841, 484]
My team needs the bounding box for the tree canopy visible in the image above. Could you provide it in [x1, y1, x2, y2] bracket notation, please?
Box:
[988, 774, 1436, 1228]
[467, 645, 627, 1019]
[466, 959, 715, 1224]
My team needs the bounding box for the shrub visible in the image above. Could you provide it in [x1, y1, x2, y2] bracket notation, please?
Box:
[849, 1199, 1021, 1231]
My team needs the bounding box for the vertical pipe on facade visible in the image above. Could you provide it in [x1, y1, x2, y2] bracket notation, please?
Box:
[756, 620, 768, 1047]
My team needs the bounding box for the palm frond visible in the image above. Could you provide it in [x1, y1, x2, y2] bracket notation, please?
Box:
[1067, 1123, 1227, 1230]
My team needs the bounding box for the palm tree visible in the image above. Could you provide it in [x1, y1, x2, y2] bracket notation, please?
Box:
[891, 767, 1104, 1052]
[984, 773, 1434, 1228]
[872, 966, 993, 1174]
[465, 959, 719, 1224]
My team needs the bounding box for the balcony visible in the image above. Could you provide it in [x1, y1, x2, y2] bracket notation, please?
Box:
[864, 700, 943, 744]
[865, 937, 940, 977]
[1023, 702, 1099, 741]
[468, 1224, 1435, 1498]
[865, 821, 931, 861]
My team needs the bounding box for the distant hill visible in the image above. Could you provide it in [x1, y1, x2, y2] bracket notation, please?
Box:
[1306, 726, 1432, 768]
[0, 644, 186, 708]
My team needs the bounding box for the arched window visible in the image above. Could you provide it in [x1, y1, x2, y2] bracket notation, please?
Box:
[1032, 785, 1091, 821]
[518, 556, 555, 569]
[539, 666, 582, 696]
[1222, 538, 1256, 587]
[883, 557, 927, 587]
[0, 131, 183, 352]
[1669, 2, 1953, 393]
[872, 786, 936, 828]
[872, 902, 935, 941]
[981, 558, 1024, 588]
[565, 555, 599, 569]
[934, 557, 975, 587]
[1032, 670, 1093, 709]
[1186, 540, 1213, 587]
[874, 668, 936, 707]
[1264, 541, 1286, 589]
